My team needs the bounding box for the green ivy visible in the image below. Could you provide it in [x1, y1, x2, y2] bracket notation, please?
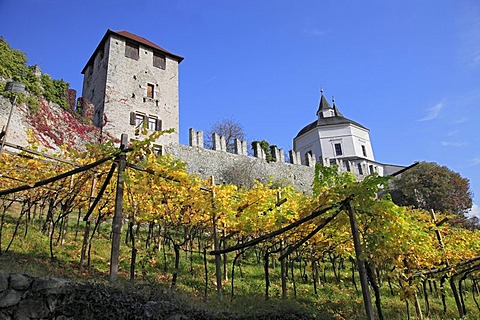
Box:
[251, 140, 275, 163]
[0, 38, 28, 79]
[40, 74, 68, 108]
[312, 163, 356, 197]
[0, 38, 69, 112]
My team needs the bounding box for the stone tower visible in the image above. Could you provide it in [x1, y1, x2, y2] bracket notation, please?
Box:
[81, 30, 183, 148]
[293, 90, 384, 178]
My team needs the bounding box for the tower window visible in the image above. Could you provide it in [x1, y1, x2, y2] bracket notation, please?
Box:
[334, 143, 343, 156]
[369, 165, 374, 174]
[125, 41, 139, 60]
[153, 51, 166, 69]
[152, 145, 163, 156]
[147, 83, 154, 99]
[135, 113, 145, 126]
[362, 145, 367, 157]
[129, 111, 145, 127]
[148, 116, 157, 131]
[130, 112, 162, 132]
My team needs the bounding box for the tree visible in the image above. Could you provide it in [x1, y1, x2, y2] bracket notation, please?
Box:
[205, 118, 246, 152]
[221, 157, 262, 188]
[392, 161, 473, 215]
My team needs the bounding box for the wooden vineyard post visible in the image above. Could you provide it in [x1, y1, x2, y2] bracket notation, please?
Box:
[278, 191, 287, 299]
[110, 134, 127, 282]
[430, 209, 464, 318]
[211, 176, 223, 297]
[80, 176, 96, 268]
[346, 199, 375, 320]
[430, 209, 447, 265]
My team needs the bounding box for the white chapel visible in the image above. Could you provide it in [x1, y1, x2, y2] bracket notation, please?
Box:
[293, 90, 387, 179]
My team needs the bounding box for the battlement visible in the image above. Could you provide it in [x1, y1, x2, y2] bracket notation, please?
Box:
[163, 128, 316, 193]
[187, 128, 315, 167]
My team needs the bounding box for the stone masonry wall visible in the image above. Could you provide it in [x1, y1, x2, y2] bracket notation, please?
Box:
[0, 271, 205, 320]
[0, 271, 315, 320]
[103, 33, 180, 146]
[165, 129, 315, 193]
[0, 271, 71, 319]
[0, 96, 30, 149]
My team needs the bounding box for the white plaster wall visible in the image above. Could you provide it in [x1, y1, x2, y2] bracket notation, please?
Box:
[295, 124, 375, 161]
[350, 126, 375, 160]
[293, 120, 383, 179]
[293, 129, 322, 165]
[318, 125, 374, 160]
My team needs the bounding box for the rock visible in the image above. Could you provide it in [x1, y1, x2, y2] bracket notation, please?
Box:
[166, 314, 190, 320]
[143, 300, 175, 317]
[47, 295, 59, 312]
[0, 290, 22, 308]
[31, 277, 68, 294]
[16, 298, 49, 319]
[0, 311, 12, 320]
[0, 271, 9, 292]
[10, 274, 31, 291]
[144, 300, 167, 318]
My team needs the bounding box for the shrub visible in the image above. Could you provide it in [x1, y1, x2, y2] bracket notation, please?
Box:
[0, 38, 69, 111]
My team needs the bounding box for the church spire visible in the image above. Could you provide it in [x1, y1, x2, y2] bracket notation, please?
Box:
[332, 96, 344, 117]
[316, 88, 332, 117]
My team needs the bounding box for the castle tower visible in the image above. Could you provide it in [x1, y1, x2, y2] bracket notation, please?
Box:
[293, 90, 384, 178]
[81, 30, 183, 147]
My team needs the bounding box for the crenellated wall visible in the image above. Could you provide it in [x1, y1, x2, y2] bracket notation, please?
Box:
[165, 129, 316, 193]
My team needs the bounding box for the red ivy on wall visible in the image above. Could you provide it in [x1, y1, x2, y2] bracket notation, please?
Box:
[67, 89, 77, 110]
[27, 100, 100, 150]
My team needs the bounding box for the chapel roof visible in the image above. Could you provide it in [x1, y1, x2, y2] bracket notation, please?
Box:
[81, 29, 184, 74]
[295, 93, 368, 138]
[317, 94, 332, 114]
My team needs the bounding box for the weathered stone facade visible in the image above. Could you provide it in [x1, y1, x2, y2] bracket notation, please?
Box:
[165, 129, 315, 193]
[81, 30, 183, 147]
[0, 96, 30, 149]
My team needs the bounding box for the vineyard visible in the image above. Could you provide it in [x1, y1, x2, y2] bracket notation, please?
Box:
[1, 131, 480, 319]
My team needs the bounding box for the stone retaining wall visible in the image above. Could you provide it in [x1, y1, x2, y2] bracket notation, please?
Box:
[0, 270, 315, 320]
[0, 271, 199, 320]
[0, 270, 70, 319]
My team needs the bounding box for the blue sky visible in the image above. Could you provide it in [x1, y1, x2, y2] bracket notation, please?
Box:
[1, 1, 479, 216]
